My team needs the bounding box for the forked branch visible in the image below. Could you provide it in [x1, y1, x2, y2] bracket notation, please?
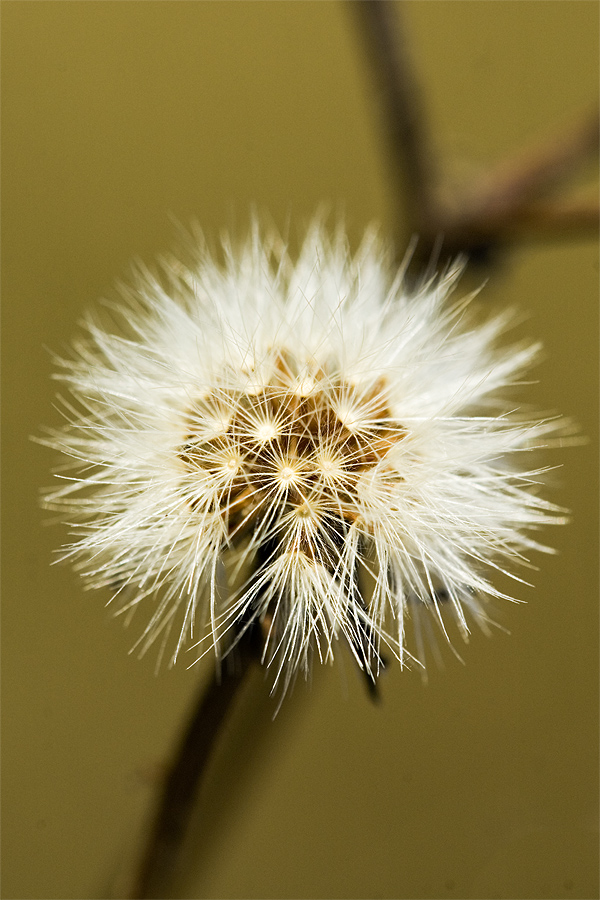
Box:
[353, 0, 599, 269]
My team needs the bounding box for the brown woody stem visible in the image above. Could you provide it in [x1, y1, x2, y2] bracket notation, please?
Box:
[353, 0, 599, 268]
[353, 0, 438, 230]
[126, 633, 259, 899]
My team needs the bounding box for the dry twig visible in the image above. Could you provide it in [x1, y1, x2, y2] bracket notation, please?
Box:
[125, 631, 259, 899]
[353, 0, 599, 269]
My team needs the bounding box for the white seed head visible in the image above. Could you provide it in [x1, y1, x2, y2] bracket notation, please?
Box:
[40, 220, 568, 690]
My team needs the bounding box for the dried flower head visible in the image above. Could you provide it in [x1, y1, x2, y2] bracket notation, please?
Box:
[42, 221, 566, 688]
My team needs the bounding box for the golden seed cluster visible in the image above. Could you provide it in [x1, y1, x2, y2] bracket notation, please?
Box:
[178, 351, 406, 561]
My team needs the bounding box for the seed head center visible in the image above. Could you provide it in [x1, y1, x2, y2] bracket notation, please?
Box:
[254, 421, 278, 442]
[179, 359, 405, 533]
[278, 463, 300, 485]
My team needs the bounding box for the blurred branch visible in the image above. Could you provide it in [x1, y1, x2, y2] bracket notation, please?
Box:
[462, 109, 599, 214]
[125, 632, 259, 900]
[352, 0, 437, 226]
[505, 195, 600, 235]
[122, 607, 382, 897]
[353, 0, 599, 270]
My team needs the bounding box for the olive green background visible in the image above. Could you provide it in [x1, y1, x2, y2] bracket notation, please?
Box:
[2, 2, 598, 898]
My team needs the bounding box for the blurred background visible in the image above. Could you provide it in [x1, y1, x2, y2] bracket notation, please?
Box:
[2, 2, 598, 898]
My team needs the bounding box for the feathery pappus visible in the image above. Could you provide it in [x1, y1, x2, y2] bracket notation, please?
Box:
[41, 220, 567, 691]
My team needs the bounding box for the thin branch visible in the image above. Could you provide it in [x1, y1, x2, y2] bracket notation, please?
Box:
[352, 0, 599, 268]
[437, 194, 599, 249]
[508, 196, 599, 236]
[125, 633, 259, 900]
[352, 0, 437, 226]
[463, 108, 599, 218]
[435, 109, 600, 247]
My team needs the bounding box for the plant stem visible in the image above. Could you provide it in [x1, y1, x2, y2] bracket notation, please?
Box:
[352, 0, 437, 233]
[352, 0, 599, 269]
[126, 633, 258, 899]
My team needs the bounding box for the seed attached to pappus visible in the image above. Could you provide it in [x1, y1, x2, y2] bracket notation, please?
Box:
[40, 220, 568, 690]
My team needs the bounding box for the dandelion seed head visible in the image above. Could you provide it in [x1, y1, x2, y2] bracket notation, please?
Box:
[41, 219, 569, 690]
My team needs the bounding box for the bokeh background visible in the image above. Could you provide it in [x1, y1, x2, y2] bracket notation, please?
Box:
[3, 2, 598, 898]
